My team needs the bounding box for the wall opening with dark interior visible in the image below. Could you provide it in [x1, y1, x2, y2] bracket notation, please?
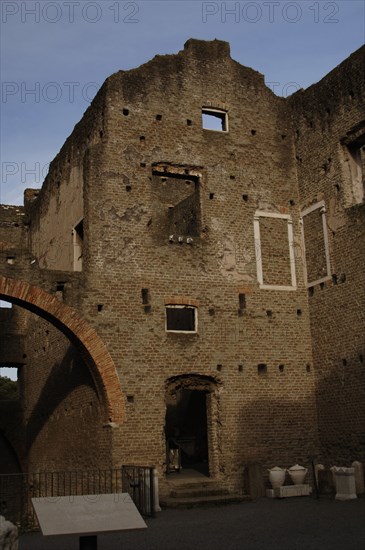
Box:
[165, 389, 208, 475]
[151, 168, 201, 237]
[165, 305, 197, 332]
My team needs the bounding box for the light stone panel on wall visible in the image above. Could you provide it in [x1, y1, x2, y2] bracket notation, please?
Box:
[301, 201, 331, 287]
[254, 211, 296, 290]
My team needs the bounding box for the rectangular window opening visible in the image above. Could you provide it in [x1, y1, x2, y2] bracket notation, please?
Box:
[166, 305, 197, 333]
[202, 108, 228, 132]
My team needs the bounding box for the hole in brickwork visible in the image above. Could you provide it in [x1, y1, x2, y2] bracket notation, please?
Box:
[123, 108, 129, 116]
[144, 305, 151, 313]
[296, 129, 300, 139]
[156, 114, 162, 121]
[56, 282, 65, 292]
[216, 364, 223, 372]
[278, 364, 284, 373]
[99, 130, 104, 139]
[349, 90, 354, 99]
[258, 364, 267, 375]
[230, 175, 235, 180]
[308, 287, 314, 297]
[187, 119, 192, 126]
[342, 358, 347, 367]
[359, 354, 364, 363]
[266, 309, 272, 318]
[140, 135, 145, 142]
[208, 307, 215, 316]
[23, 354, 27, 359]
[335, 183, 341, 193]
[242, 194, 249, 202]
[339, 273, 346, 284]
[306, 364, 311, 372]
[297, 309, 302, 317]
[319, 282, 325, 290]
[209, 193, 214, 200]
[6, 256, 15, 265]
[326, 107, 331, 115]
[289, 200, 295, 206]
[127, 395, 134, 403]
[141, 288, 150, 305]
[281, 134, 287, 139]
[332, 274, 338, 285]
[251, 129, 256, 135]
[126, 185, 132, 192]
[97, 304, 103, 312]
[238, 365, 243, 372]
[140, 162, 146, 167]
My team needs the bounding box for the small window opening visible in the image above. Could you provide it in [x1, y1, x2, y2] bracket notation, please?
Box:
[156, 114, 162, 121]
[127, 395, 134, 403]
[258, 363, 267, 375]
[297, 309, 302, 317]
[140, 162, 146, 168]
[216, 364, 223, 372]
[209, 193, 215, 200]
[166, 305, 197, 333]
[289, 200, 295, 206]
[202, 108, 228, 132]
[242, 195, 248, 202]
[266, 309, 272, 318]
[123, 108, 129, 116]
[251, 129, 256, 136]
[238, 293, 246, 316]
[230, 175, 235, 180]
[306, 364, 311, 372]
[140, 135, 145, 142]
[342, 358, 347, 367]
[141, 288, 150, 305]
[359, 354, 364, 363]
[238, 364, 243, 372]
[278, 364, 284, 373]
[126, 185, 132, 192]
[97, 304, 103, 312]
[56, 282, 65, 292]
[187, 119, 192, 126]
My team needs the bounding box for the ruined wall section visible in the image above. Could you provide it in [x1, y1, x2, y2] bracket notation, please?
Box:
[27, 84, 108, 272]
[81, 39, 317, 488]
[289, 45, 365, 463]
[21, 311, 112, 472]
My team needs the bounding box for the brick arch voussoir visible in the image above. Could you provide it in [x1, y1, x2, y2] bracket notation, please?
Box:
[0, 276, 124, 424]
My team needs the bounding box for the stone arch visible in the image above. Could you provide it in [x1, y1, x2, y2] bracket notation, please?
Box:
[165, 373, 222, 477]
[0, 276, 124, 424]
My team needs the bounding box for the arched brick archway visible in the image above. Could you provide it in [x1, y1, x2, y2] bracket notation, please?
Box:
[0, 276, 124, 424]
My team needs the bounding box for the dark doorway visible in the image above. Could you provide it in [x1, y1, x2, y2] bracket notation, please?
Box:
[165, 389, 208, 475]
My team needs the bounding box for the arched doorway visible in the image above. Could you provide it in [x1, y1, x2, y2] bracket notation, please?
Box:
[0, 276, 124, 424]
[165, 374, 221, 478]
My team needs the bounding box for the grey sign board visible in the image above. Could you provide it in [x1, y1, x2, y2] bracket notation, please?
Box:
[31, 493, 147, 536]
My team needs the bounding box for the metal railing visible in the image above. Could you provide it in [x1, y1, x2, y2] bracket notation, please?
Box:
[121, 465, 155, 517]
[0, 466, 155, 532]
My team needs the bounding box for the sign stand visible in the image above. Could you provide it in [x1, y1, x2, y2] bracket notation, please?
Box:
[31, 493, 147, 547]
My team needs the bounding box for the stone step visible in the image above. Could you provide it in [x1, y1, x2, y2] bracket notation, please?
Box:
[160, 493, 251, 509]
[170, 486, 229, 498]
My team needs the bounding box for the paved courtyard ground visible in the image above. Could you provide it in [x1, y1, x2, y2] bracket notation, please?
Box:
[20, 496, 365, 550]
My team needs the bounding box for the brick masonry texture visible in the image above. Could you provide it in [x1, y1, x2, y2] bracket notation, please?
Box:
[0, 40, 364, 494]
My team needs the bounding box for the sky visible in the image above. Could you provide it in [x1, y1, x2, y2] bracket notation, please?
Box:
[0, 0, 364, 378]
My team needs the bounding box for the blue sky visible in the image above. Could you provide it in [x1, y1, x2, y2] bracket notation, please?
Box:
[1, 0, 364, 206]
[0, 0, 364, 378]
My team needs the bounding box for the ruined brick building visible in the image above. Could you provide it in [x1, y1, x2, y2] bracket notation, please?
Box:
[0, 39, 364, 498]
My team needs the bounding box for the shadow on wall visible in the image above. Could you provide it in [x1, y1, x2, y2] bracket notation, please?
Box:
[314, 356, 365, 464]
[0, 432, 22, 474]
[236, 397, 320, 478]
[25, 345, 103, 467]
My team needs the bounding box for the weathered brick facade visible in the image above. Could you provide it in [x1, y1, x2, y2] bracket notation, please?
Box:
[0, 39, 364, 495]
